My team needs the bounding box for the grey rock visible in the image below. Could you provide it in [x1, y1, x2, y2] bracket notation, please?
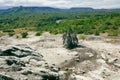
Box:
[51, 67, 60, 72]
[114, 63, 120, 68]
[50, 65, 60, 72]
[0, 44, 43, 58]
[5, 56, 19, 66]
[58, 71, 68, 80]
[11, 65, 23, 71]
[108, 58, 118, 64]
[68, 73, 76, 80]
[22, 70, 32, 75]
[10, 73, 28, 80]
[32, 68, 59, 80]
[0, 57, 8, 68]
[21, 67, 59, 80]
[86, 35, 101, 41]
[0, 74, 14, 80]
[5, 56, 26, 68]
[41, 70, 59, 80]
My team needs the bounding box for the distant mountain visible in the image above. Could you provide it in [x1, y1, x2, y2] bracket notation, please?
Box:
[11, 6, 61, 11]
[0, 6, 62, 15]
[70, 7, 94, 11]
[0, 6, 120, 15]
[70, 7, 120, 12]
[0, 6, 12, 9]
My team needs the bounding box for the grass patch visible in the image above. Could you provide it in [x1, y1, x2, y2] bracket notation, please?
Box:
[79, 34, 86, 40]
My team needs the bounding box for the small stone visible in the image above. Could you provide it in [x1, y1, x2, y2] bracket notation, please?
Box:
[0, 74, 14, 80]
[108, 58, 118, 64]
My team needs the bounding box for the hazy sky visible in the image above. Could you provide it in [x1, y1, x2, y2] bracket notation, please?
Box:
[0, 0, 120, 9]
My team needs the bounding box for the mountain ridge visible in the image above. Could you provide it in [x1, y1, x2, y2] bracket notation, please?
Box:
[0, 6, 120, 10]
[0, 6, 120, 15]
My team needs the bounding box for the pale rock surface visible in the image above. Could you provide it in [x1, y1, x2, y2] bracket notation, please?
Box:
[0, 32, 120, 80]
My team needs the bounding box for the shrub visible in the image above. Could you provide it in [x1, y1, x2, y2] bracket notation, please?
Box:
[3, 29, 14, 32]
[94, 31, 100, 36]
[21, 32, 28, 38]
[8, 32, 14, 37]
[105, 22, 112, 25]
[35, 32, 42, 36]
[63, 28, 78, 49]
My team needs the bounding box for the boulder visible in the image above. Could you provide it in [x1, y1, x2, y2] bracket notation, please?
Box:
[21, 67, 59, 80]
[0, 74, 14, 80]
[5, 56, 26, 67]
[22, 70, 33, 75]
[0, 44, 43, 58]
[34, 68, 59, 80]
[7, 73, 28, 80]
[58, 71, 68, 80]
[5, 56, 19, 66]
[107, 58, 118, 64]
[0, 57, 8, 68]
[11, 65, 23, 71]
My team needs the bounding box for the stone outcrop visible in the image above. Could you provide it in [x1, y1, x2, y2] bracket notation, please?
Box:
[0, 44, 45, 79]
[0, 44, 42, 58]
[0, 33, 120, 80]
[0, 44, 69, 80]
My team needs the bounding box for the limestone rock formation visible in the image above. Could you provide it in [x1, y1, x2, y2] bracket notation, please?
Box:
[0, 44, 42, 58]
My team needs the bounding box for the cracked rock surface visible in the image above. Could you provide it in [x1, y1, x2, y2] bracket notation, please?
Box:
[0, 32, 120, 80]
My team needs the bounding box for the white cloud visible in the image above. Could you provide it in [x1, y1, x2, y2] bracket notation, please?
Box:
[0, 0, 120, 9]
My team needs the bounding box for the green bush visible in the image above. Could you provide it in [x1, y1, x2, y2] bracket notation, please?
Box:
[8, 32, 14, 37]
[35, 32, 42, 36]
[94, 31, 100, 36]
[21, 32, 28, 38]
[3, 29, 14, 32]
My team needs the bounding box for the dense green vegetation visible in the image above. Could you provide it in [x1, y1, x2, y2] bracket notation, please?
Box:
[0, 7, 120, 37]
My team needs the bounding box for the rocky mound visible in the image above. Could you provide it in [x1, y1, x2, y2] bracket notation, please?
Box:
[0, 44, 68, 80]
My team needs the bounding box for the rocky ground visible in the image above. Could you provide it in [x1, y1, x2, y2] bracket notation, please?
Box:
[0, 32, 120, 80]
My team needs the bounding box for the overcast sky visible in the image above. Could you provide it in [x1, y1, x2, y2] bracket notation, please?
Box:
[0, 0, 120, 9]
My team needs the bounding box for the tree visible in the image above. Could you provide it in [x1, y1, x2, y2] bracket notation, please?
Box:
[63, 28, 78, 49]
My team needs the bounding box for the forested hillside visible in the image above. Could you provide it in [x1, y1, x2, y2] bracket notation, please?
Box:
[0, 6, 120, 36]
